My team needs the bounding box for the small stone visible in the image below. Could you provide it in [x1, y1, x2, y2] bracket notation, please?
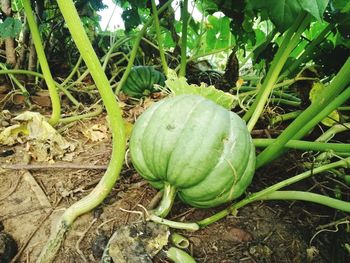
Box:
[1, 121, 9, 127]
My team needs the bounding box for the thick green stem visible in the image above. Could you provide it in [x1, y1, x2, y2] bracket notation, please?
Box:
[253, 138, 350, 153]
[149, 214, 199, 231]
[260, 191, 350, 212]
[257, 69, 350, 169]
[59, 104, 103, 123]
[236, 86, 301, 102]
[115, 0, 173, 94]
[316, 123, 350, 142]
[151, 0, 168, 75]
[36, 0, 126, 262]
[243, 13, 310, 130]
[179, 0, 188, 77]
[270, 110, 302, 126]
[23, 0, 61, 125]
[197, 157, 350, 227]
[240, 28, 277, 69]
[150, 158, 350, 230]
[67, 36, 132, 90]
[170, 233, 190, 248]
[293, 87, 350, 140]
[281, 23, 333, 78]
[152, 183, 177, 218]
[166, 247, 197, 263]
[270, 98, 301, 107]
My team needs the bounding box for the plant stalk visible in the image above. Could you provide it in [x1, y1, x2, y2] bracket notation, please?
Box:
[293, 87, 350, 140]
[166, 247, 197, 263]
[260, 191, 350, 212]
[23, 0, 61, 125]
[316, 123, 350, 142]
[115, 0, 173, 94]
[152, 183, 177, 218]
[257, 67, 350, 169]
[179, 0, 189, 77]
[0, 69, 80, 106]
[198, 157, 350, 227]
[243, 13, 309, 130]
[281, 23, 334, 78]
[253, 138, 350, 153]
[151, 0, 168, 75]
[36, 0, 126, 261]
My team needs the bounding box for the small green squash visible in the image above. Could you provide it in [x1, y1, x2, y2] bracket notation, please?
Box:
[130, 95, 255, 215]
[122, 66, 165, 98]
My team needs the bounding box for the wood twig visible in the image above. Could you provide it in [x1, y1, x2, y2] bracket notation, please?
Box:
[2, 163, 108, 170]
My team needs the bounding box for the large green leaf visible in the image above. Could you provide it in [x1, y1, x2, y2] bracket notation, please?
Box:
[203, 15, 232, 52]
[333, 0, 350, 12]
[248, 0, 329, 31]
[248, 0, 302, 31]
[122, 8, 141, 32]
[0, 17, 22, 38]
[298, 0, 329, 21]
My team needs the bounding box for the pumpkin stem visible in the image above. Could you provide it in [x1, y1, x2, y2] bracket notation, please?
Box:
[152, 183, 177, 218]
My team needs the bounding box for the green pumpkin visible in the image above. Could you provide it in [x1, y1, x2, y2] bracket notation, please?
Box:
[122, 66, 165, 98]
[130, 94, 255, 213]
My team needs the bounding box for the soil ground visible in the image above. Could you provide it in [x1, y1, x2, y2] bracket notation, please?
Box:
[0, 107, 349, 263]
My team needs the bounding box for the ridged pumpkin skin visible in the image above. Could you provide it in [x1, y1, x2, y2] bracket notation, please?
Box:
[130, 95, 255, 208]
[122, 66, 165, 98]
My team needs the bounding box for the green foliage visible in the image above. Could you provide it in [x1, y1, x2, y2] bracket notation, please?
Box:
[204, 16, 231, 50]
[11, 0, 23, 12]
[247, 0, 329, 32]
[121, 8, 141, 32]
[165, 70, 236, 110]
[0, 17, 22, 38]
[114, 0, 148, 32]
[309, 82, 340, 126]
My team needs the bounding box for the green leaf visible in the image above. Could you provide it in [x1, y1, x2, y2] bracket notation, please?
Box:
[11, 0, 23, 12]
[342, 2, 350, 12]
[333, 0, 350, 12]
[122, 8, 141, 32]
[165, 70, 236, 109]
[0, 17, 22, 38]
[196, 0, 218, 14]
[203, 15, 231, 52]
[309, 82, 340, 126]
[248, 0, 302, 31]
[298, 0, 329, 21]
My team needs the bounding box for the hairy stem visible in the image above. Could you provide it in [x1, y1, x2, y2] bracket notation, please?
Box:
[257, 65, 350, 169]
[23, 0, 61, 125]
[179, 0, 188, 77]
[316, 123, 350, 142]
[115, 0, 173, 94]
[198, 157, 350, 227]
[253, 138, 350, 153]
[152, 183, 177, 218]
[260, 191, 350, 212]
[243, 13, 309, 129]
[166, 247, 197, 263]
[36, 0, 126, 261]
[281, 23, 334, 78]
[0, 68, 80, 107]
[151, 0, 168, 75]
